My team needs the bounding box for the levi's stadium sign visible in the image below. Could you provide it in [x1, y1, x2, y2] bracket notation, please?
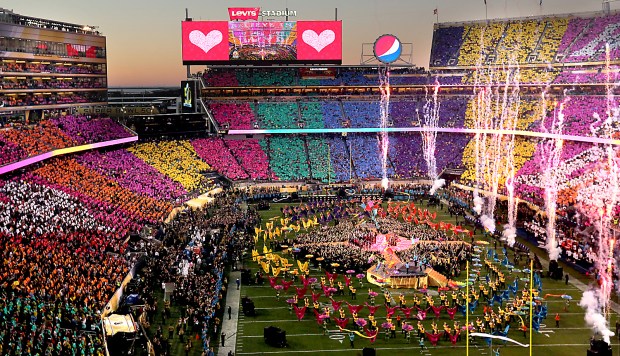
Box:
[228, 7, 297, 21]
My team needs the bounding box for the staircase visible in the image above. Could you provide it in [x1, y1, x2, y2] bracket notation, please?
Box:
[339, 101, 347, 122]
[424, 268, 449, 288]
[492, 23, 510, 61]
[251, 101, 261, 125]
[301, 136, 313, 180]
[342, 136, 358, 180]
[451, 26, 472, 67]
[560, 18, 594, 58]
[438, 167, 465, 182]
[296, 101, 303, 123]
[381, 133, 398, 175]
[265, 137, 272, 166]
[221, 139, 251, 179]
[529, 20, 549, 62]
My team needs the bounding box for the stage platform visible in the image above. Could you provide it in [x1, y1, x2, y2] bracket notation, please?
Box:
[366, 263, 430, 289]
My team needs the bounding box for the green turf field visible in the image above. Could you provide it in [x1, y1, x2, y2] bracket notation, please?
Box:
[233, 201, 620, 356]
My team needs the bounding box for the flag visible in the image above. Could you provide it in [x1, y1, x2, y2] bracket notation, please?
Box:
[433, 8, 437, 15]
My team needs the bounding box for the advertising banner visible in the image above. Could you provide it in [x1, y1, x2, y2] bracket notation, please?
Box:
[228, 7, 260, 21]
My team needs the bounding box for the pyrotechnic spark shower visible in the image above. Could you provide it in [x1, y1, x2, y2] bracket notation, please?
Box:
[378, 65, 391, 189]
[577, 43, 620, 345]
[422, 81, 440, 180]
[539, 90, 567, 261]
[422, 81, 446, 194]
[471, 56, 521, 234]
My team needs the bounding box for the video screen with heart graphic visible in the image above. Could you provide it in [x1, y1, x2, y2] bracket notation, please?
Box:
[182, 21, 229, 62]
[182, 20, 341, 64]
[296, 21, 342, 61]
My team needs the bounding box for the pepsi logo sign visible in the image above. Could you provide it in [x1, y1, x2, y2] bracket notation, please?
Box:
[373, 34, 402, 64]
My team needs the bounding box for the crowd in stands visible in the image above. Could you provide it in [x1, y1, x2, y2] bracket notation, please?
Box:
[0, 136, 27, 166]
[226, 139, 274, 180]
[560, 13, 620, 62]
[347, 134, 386, 179]
[262, 136, 309, 181]
[0, 61, 104, 74]
[77, 149, 187, 202]
[430, 12, 619, 68]
[203, 70, 238, 87]
[0, 231, 124, 355]
[553, 67, 620, 84]
[203, 66, 429, 88]
[391, 133, 426, 179]
[208, 102, 254, 130]
[257, 102, 299, 129]
[34, 158, 172, 225]
[128, 140, 212, 192]
[236, 68, 297, 87]
[430, 26, 464, 66]
[306, 137, 333, 182]
[1, 93, 103, 108]
[1, 78, 104, 90]
[192, 138, 249, 180]
[325, 136, 352, 182]
[0, 145, 241, 355]
[299, 102, 326, 129]
[322, 101, 345, 129]
[0, 120, 76, 156]
[514, 95, 610, 207]
[0, 171, 141, 355]
[0, 115, 133, 168]
[51, 115, 132, 144]
[343, 101, 380, 128]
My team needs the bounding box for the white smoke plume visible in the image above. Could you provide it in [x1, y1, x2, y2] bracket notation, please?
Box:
[473, 195, 483, 215]
[429, 179, 445, 195]
[545, 238, 562, 261]
[480, 214, 496, 233]
[502, 224, 516, 247]
[579, 289, 615, 344]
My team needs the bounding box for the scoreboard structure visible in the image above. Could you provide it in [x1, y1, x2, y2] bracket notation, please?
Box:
[182, 19, 342, 65]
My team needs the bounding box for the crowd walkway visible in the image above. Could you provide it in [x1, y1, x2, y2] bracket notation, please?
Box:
[218, 271, 241, 356]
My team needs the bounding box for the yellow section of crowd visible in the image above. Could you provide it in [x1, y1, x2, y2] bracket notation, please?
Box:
[128, 140, 212, 192]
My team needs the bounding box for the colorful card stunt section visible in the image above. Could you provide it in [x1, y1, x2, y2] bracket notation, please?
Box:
[0, 135, 138, 175]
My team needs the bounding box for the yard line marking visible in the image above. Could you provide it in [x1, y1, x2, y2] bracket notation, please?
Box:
[236, 343, 620, 354]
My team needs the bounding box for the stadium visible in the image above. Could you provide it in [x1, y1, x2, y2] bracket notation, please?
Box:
[1, 1, 620, 356]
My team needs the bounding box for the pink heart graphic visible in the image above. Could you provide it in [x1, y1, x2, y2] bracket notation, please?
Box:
[302, 29, 335, 53]
[189, 30, 223, 54]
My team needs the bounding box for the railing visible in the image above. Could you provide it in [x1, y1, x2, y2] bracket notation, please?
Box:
[0, 134, 138, 175]
[197, 98, 220, 133]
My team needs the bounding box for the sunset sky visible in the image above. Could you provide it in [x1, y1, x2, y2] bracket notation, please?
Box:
[3, 0, 614, 87]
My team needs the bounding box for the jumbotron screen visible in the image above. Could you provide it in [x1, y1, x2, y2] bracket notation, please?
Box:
[182, 20, 342, 64]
